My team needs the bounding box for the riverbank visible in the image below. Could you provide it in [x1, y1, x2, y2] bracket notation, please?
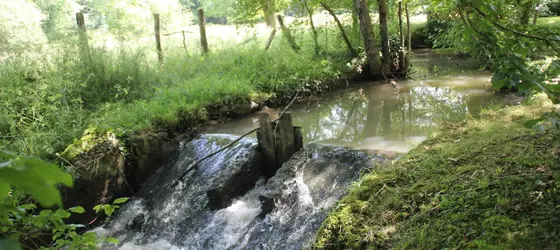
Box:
[314, 94, 560, 249]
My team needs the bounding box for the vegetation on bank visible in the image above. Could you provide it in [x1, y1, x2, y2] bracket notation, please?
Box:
[314, 94, 560, 249]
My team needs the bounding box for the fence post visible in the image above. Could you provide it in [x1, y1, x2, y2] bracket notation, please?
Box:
[75, 12, 90, 62]
[198, 9, 209, 55]
[153, 13, 163, 64]
[275, 112, 296, 168]
[257, 112, 277, 177]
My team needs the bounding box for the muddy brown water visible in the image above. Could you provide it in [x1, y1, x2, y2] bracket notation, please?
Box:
[202, 49, 521, 153]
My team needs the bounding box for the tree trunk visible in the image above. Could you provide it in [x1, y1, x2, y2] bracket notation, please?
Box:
[519, 1, 533, 25]
[352, 0, 360, 46]
[398, 2, 405, 72]
[198, 9, 209, 54]
[320, 2, 357, 57]
[277, 15, 300, 52]
[304, 1, 320, 54]
[355, 0, 381, 78]
[533, 0, 541, 25]
[265, 28, 277, 50]
[262, 0, 276, 27]
[378, 0, 391, 72]
[406, 2, 411, 68]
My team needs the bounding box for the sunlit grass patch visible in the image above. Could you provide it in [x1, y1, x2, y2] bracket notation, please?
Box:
[315, 95, 560, 249]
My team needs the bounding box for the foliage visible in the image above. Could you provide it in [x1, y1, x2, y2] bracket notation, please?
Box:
[0, 152, 127, 249]
[0, 0, 48, 55]
[315, 94, 560, 249]
[423, 0, 560, 103]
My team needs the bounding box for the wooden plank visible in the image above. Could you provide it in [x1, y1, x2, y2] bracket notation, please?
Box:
[257, 112, 276, 177]
[275, 112, 295, 169]
[294, 126, 303, 152]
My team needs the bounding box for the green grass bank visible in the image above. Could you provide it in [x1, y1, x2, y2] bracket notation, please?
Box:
[314, 94, 560, 249]
[0, 28, 354, 160]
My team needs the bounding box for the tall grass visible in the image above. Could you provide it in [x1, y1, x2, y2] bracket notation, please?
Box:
[0, 25, 354, 158]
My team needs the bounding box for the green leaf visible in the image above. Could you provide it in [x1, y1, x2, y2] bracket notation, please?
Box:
[103, 205, 115, 216]
[56, 209, 71, 219]
[106, 237, 120, 244]
[0, 239, 21, 250]
[0, 181, 8, 200]
[524, 118, 544, 128]
[112, 197, 129, 205]
[93, 205, 102, 214]
[68, 206, 85, 214]
[0, 156, 73, 208]
[492, 79, 507, 89]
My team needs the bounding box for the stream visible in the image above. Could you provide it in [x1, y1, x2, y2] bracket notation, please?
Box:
[94, 50, 521, 249]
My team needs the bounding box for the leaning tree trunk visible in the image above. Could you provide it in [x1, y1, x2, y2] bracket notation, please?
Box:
[321, 2, 357, 57]
[355, 0, 381, 77]
[352, 0, 360, 46]
[398, 1, 405, 72]
[378, 0, 391, 72]
[405, 2, 411, 69]
[262, 0, 276, 27]
[304, 1, 320, 54]
[533, 0, 541, 25]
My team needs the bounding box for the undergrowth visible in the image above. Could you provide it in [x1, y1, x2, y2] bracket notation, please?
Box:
[314, 94, 560, 249]
[0, 26, 353, 159]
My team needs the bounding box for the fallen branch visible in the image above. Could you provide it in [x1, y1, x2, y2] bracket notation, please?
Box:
[175, 92, 301, 184]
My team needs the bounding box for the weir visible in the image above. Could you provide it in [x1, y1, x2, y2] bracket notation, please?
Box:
[92, 50, 522, 249]
[256, 111, 303, 177]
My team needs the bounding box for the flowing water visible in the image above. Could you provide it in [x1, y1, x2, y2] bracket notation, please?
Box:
[95, 50, 521, 249]
[203, 49, 521, 152]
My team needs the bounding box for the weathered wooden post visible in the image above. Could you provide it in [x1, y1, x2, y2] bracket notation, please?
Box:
[276, 15, 300, 52]
[257, 111, 303, 177]
[153, 13, 163, 64]
[275, 112, 295, 167]
[75, 12, 90, 62]
[257, 111, 277, 177]
[198, 8, 209, 55]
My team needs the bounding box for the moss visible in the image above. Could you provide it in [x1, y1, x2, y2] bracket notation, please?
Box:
[315, 95, 560, 249]
[60, 127, 120, 161]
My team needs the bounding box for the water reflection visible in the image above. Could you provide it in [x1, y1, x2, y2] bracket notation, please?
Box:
[203, 50, 518, 153]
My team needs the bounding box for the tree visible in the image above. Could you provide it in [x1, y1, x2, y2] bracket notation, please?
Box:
[377, 0, 391, 72]
[0, 0, 47, 55]
[320, 2, 357, 57]
[355, 0, 381, 77]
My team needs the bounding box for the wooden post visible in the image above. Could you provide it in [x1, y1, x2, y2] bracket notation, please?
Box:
[198, 8, 209, 55]
[277, 15, 300, 52]
[182, 30, 188, 54]
[265, 29, 277, 51]
[275, 112, 295, 168]
[257, 112, 277, 177]
[294, 126, 303, 152]
[153, 14, 163, 64]
[75, 12, 90, 63]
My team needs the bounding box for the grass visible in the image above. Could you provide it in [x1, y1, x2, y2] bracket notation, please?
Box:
[0, 25, 355, 159]
[314, 94, 560, 249]
[537, 16, 560, 29]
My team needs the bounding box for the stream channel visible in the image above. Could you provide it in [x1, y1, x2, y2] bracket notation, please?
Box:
[94, 49, 520, 249]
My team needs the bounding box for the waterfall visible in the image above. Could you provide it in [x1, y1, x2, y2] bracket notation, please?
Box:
[95, 134, 387, 249]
